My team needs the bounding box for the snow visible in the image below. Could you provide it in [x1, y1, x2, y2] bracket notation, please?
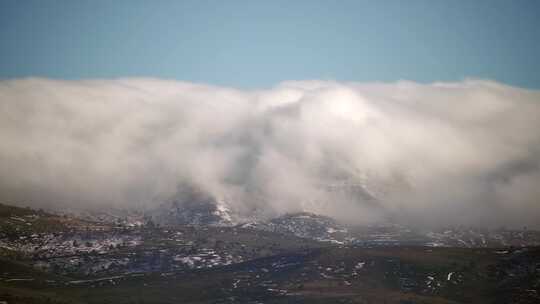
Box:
[355, 262, 365, 269]
[326, 227, 347, 234]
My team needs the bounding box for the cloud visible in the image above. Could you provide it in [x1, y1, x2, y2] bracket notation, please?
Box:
[1, 78, 539, 228]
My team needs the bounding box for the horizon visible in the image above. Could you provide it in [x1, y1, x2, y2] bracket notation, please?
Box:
[1, 1, 540, 89]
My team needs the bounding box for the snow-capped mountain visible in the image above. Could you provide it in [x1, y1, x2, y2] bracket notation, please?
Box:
[141, 183, 540, 248]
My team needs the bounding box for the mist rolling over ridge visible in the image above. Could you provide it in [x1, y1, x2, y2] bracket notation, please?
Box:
[1, 78, 539, 228]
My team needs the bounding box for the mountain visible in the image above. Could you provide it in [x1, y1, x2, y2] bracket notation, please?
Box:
[145, 190, 540, 248]
[150, 185, 235, 226]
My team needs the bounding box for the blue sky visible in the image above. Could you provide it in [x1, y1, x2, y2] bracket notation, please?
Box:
[1, 0, 539, 88]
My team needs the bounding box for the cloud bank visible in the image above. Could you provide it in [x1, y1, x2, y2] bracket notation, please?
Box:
[1, 78, 539, 227]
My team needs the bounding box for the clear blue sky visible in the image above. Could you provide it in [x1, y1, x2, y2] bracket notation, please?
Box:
[1, 0, 539, 88]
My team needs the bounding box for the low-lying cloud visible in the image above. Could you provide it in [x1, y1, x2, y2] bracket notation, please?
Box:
[1, 78, 539, 228]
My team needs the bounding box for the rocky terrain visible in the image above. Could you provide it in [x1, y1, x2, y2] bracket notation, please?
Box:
[1, 202, 539, 303]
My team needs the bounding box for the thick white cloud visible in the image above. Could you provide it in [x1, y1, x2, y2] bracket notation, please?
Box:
[1, 78, 539, 227]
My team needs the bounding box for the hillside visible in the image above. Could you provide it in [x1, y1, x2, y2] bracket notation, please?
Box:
[0, 203, 539, 303]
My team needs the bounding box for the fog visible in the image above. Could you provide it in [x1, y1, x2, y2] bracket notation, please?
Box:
[1, 78, 539, 228]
